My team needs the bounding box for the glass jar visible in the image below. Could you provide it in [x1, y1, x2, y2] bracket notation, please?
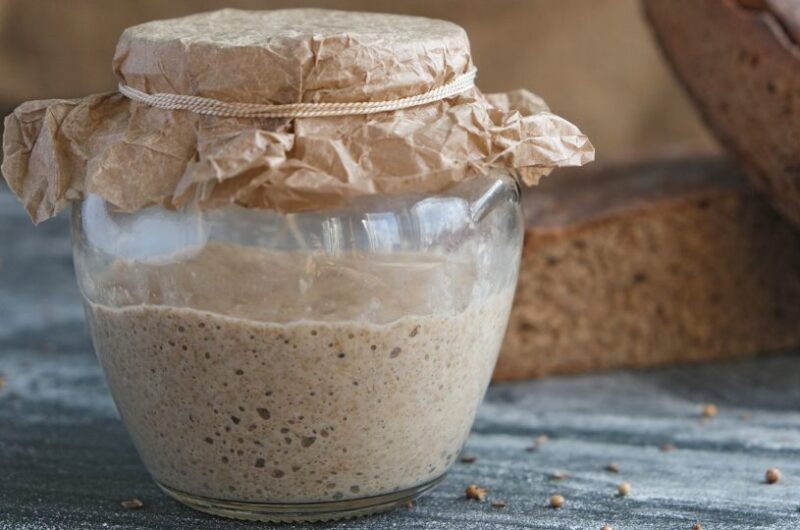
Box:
[71, 169, 522, 522]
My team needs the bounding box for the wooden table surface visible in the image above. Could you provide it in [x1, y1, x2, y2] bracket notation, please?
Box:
[1, 191, 799, 530]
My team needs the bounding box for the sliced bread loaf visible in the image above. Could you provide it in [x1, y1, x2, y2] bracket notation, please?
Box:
[495, 157, 800, 380]
[644, 0, 800, 228]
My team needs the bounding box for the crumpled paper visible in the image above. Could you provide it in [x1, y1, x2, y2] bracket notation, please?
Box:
[1, 8, 594, 224]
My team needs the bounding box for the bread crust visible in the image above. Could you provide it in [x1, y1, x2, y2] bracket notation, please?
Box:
[643, 0, 800, 228]
[495, 157, 800, 380]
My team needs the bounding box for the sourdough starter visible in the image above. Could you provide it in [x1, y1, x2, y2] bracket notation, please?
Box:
[83, 244, 514, 503]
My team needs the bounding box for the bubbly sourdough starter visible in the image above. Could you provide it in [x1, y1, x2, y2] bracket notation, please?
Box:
[83, 244, 514, 503]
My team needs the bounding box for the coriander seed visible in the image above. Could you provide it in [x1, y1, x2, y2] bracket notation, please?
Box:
[702, 403, 718, 418]
[465, 484, 487, 501]
[617, 482, 631, 496]
[550, 494, 565, 508]
[120, 498, 144, 509]
[766, 468, 781, 484]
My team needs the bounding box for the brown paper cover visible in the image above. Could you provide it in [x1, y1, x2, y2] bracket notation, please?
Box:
[1, 9, 593, 223]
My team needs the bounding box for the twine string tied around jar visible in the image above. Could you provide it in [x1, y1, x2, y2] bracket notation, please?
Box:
[118, 69, 478, 118]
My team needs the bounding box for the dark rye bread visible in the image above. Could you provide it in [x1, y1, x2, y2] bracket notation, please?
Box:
[494, 157, 800, 380]
[643, 0, 800, 228]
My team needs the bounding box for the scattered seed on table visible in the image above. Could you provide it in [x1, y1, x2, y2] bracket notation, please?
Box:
[702, 403, 718, 418]
[766, 468, 781, 484]
[465, 484, 487, 501]
[491, 500, 507, 508]
[526, 434, 550, 452]
[550, 494, 565, 509]
[617, 482, 631, 496]
[120, 498, 143, 509]
[460, 454, 477, 464]
[605, 462, 620, 473]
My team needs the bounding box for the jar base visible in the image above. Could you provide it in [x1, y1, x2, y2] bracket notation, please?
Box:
[156, 474, 447, 523]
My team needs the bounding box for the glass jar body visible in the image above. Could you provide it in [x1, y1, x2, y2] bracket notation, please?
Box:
[72, 170, 523, 522]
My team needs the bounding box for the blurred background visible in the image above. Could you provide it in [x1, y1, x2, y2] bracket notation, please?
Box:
[0, 0, 718, 160]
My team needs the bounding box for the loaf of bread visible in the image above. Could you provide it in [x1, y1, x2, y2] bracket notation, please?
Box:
[495, 157, 800, 380]
[644, 0, 800, 228]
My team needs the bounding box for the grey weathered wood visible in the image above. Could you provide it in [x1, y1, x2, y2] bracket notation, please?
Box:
[1, 190, 799, 530]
